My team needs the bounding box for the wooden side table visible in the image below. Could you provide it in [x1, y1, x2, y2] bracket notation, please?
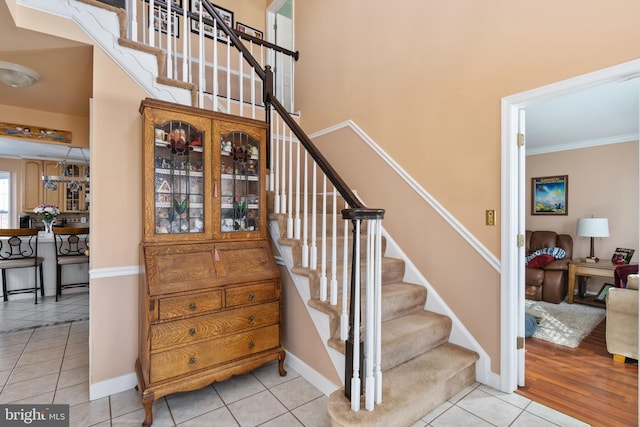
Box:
[567, 260, 634, 304]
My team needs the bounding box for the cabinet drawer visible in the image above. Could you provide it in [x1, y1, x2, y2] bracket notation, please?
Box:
[158, 290, 223, 320]
[150, 324, 280, 383]
[226, 282, 277, 308]
[150, 301, 279, 351]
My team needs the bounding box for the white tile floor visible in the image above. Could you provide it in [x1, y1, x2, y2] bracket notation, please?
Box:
[0, 292, 591, 426]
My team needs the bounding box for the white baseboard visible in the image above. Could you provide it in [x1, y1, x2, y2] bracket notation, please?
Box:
[283, 348, 341, 397]
[90, 372, 138, 401]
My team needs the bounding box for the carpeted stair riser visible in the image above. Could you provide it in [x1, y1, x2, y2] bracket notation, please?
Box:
[325, 309, 452, 370]
[310, 283, 427, 342]
[327, 343, 479, 427]
[272, 213, 368, 238]
[297, 257, 407, 301]
[282, 234, 382, 267]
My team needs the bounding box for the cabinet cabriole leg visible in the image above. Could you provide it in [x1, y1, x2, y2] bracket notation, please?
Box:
[278, 350, 287, 376]
[141, 400, 153, 426]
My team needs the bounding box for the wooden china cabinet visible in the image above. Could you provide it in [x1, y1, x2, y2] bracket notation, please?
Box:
[136, 98, 285, 426]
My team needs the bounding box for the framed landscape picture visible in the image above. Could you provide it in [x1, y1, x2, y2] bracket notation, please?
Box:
[531, 175, 568, 215]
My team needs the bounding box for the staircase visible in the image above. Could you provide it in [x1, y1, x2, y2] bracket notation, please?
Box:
[270, 195, 478, 426]
[17, 0, 480, 425]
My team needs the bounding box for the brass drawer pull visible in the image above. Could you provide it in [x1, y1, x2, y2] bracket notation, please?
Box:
[248, 292, 255, 301]
[248, 340, 255, 349]
[248, 315, 255, 324]
[188, 356, 196, 365]
[189, 302, 197, 311]
[189, 328, 196, 337]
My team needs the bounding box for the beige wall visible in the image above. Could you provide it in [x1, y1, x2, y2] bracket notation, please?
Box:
[89, 46, 147, 383]
[527, 142, 639, 290]
[295, 0, 640, 374]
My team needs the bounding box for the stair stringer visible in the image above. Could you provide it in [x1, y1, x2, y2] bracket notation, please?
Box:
[18, 0, 192, 106]
[267, 220, 348, 388]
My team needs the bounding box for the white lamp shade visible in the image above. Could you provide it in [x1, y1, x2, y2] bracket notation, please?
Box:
[576, 218, 609, 238]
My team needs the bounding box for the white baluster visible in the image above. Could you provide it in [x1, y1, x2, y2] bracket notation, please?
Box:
[197, 6, 204, 108]
[273, 115, 280, 213]
[340, 200, 349, 341]
[330, 188, 337, 305]
[226, 36, 231, 113]
[286, 127, 293, 238]
[374, 218, 383, 404]
[212, 16, 218, 112]
[250, 43, 256, 119]
[128, 0, 138, 42]
[280, 121, 287, 215]
[365, 221, 374, 411]
[148, 0, 155, 46]
[166, 0, 172, 79]
[238, 49, 243, 117]
[294, 140, 301, 240]
[182, 5, 188, 83]
[309, 164, 317, 270]
[301, 151, 309, 268]
[351, 220, 361, 412]
[319, 176, 327, 302]
[268, 109, 273, 191]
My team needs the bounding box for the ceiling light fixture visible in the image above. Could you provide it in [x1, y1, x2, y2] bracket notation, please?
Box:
[0, 61, 41, 88]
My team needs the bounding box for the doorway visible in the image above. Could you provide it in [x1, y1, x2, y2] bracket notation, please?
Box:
[500, 58, 640, 392]
[267, 0, 294, 111]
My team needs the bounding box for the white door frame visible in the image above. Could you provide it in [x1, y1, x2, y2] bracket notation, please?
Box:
[500, 58, 640, 392]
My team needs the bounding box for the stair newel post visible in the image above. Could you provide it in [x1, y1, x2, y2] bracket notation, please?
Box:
[345, 217, 363, 410]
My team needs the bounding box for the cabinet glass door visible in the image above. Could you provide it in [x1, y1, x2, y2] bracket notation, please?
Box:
[219, 131, 260, 234]
[153, 121, 205, 235]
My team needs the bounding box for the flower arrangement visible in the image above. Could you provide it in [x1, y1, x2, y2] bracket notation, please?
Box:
[34, 204, 60, 223]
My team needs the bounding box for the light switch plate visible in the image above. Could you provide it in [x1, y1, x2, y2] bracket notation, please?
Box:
[486, 210, 496, 226]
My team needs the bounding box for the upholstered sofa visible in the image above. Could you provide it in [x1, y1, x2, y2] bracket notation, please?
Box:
[525, 230, 573, 303]
[606, 274, 638, 361]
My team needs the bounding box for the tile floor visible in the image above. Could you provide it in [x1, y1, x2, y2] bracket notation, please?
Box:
[0, 292, 591, 426]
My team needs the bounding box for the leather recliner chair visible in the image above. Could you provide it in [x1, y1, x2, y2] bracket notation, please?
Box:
[525, 230, 573, 303]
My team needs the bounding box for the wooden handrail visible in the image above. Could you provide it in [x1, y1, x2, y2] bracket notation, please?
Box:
[266, 93, 366, 211]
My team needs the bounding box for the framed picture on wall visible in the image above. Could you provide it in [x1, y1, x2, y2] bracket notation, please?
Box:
[531, 175, 568, 215]
[189, 0, 233, 42]
[149, 5, 180, 36]
[236, 22, 263, 40]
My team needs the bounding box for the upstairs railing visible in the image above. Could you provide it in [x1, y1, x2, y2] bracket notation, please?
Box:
[120, 0, 385, 411]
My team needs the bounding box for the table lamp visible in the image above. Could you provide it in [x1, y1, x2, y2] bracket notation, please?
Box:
[576, 217, 609, 262]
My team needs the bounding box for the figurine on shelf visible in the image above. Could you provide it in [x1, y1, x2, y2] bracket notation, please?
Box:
[249, 145, 259, 158]
[222, 140, 232, 153]
[245, 159, 257, 175]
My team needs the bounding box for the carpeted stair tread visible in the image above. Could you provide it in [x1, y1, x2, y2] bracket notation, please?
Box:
[327, 343, 479, 427]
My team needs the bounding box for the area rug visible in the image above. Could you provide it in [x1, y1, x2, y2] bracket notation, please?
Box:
[525, 300, 606, 348]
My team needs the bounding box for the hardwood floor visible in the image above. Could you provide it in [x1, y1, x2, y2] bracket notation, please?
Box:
[517, 318, 638, 427]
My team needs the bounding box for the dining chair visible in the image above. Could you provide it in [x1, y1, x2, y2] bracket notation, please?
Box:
[0, 228, 44, 304]
[53, 226, 89, 301]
